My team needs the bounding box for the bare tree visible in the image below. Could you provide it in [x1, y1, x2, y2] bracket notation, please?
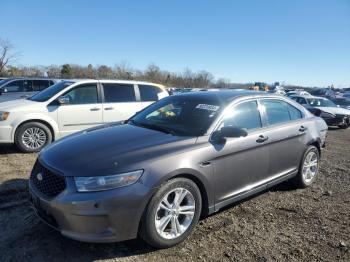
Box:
[0, 39, 19, 75]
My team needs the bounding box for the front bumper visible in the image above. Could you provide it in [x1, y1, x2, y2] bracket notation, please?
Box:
[0, 124, 14, 143]
[323, 115, 350, 127]
[29, 176, 154, 243]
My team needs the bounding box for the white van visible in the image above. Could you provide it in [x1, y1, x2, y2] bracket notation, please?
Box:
[0, 79, 168, 152]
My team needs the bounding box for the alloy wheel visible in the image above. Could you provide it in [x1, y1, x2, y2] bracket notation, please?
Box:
[155, 187, 196, 239]
[302, 150, 318, 183]
[21, 127, 47, 150]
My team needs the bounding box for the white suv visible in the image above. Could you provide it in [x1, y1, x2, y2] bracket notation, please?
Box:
[0, 80, 168, 152]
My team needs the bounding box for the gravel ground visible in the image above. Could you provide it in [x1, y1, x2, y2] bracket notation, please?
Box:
[0, 129, 349, 262]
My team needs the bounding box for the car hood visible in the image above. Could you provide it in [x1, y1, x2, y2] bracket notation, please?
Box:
[0, 99, 40, 111]
[39, 124, 197, 177]
[316, 106, 350, 115]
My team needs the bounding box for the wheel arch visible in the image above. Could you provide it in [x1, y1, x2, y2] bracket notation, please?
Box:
[170, 173, 210, 217]
[14, 119, 56, 141]
[307, 139, 321, 157]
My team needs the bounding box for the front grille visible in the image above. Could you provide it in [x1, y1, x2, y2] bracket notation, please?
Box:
[30, 160, 66, 199]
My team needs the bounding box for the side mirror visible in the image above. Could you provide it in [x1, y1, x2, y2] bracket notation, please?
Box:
[212, 126, 248, 143]
[58, 96, 70, 105]
[221, 126, 248, 138]
[313, 108, 322, 117]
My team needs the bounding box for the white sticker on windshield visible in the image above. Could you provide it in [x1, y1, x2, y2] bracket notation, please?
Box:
[196, 104, 220, 111]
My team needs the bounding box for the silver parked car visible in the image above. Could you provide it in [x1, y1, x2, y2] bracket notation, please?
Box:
[0, 78, 59, 103]
[29, 90, 328, 248]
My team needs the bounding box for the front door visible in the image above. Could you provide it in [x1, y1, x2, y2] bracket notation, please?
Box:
[211, 100, 269, 204]
[57, 84, 103, 137]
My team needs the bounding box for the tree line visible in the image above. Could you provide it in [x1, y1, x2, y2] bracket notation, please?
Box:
[0, 38, 254, 89]
[3, 62, 252, 89]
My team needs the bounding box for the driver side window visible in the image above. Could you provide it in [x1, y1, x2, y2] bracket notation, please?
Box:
[4, 80, 24, 92]
[221, 100, 262, 131]
[63, 85, 98, 105]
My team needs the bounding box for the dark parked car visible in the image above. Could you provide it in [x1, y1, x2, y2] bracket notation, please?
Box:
[290, 95, 350, 129]
[0, 78, 59, 103]
[29, 90, 327, 248]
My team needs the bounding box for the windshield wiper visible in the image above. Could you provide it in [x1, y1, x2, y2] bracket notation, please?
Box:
[128, 120, 177, 135]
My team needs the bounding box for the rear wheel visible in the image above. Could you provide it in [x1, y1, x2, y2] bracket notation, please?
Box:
[294, 145, 320, 188]
[15, 122, 52, 153]
[140, 178, 202, 248]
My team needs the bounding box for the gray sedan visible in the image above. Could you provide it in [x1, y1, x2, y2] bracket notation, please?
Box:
[29, 90, 328, 248]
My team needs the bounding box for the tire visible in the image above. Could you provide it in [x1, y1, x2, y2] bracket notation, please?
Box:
[294, 145, 320, 188]
[140, 178, 202, 248]
[15, 122, 52, 153]
[338, 124, 348, 129]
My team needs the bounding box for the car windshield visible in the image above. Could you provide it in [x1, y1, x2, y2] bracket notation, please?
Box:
[129, 96, 223, 136]
[333, 99, 350, 106]
[307, 98, 336, 107]
[0, 79, 12, 87]
[28, 81, 74, 102]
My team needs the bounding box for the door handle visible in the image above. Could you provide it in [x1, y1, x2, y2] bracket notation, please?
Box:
[256, 135, 269, 143]
[104, 107, 114, 111]
[199, 161, 211, 167]
[299, 126, 308, 132]
[90, 107, 100, 111]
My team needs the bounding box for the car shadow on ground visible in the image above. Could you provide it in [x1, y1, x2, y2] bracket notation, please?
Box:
[0, 178, 157, 261]
[327, 126, 342, 131]
[0, 144, 21, 155]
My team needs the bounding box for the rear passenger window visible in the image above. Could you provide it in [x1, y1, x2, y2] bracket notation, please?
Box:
[222, 100, 262, 130]
[287, 104, 303, 120]
[262, 99, 293, 125]
[32, 80, 50, 91]
[23, 80, 33, 91]
[103, 84, 136, 102]
[139, 85, 162, 101]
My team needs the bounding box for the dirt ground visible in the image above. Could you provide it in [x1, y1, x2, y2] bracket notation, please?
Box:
[0, 129, 349, 262]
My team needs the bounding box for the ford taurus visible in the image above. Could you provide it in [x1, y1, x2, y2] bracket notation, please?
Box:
[29, 90, 328, 248]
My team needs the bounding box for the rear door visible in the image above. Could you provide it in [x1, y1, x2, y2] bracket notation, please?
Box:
[57, 83, 103, 137]
[101, 83, 144, 122]
[260, 98, 307, 178]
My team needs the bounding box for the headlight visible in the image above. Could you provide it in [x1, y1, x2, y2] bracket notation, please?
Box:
[74, 170, 143, 192]
[0, 111, 9, 121]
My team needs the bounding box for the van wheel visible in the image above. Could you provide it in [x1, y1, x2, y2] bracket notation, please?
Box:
[140, 178, 202, 248]
[15, 122, 52, 153]
[294, 145, 320, 188]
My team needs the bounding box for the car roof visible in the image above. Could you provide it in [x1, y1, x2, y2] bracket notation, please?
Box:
[4, 77, 59, 81]
[290, 94, 327, 100]
[174, 89, 274, 105]
[65, 79, 166, 90]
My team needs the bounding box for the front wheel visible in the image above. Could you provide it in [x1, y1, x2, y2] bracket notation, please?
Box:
[140, 178, 202, 248]
[15, 122, 52, 153]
